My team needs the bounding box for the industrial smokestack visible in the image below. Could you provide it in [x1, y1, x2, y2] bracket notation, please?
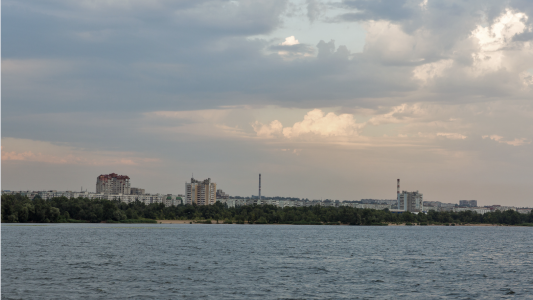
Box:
[397, 179, 400, 195]
[259, 173, 261, 201]
[397, 178, 401, 211]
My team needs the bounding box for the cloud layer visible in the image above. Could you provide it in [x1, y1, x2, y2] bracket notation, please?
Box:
[2, 0, 533, 206]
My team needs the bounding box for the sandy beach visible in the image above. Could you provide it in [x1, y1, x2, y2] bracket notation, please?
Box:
[156, 220, 198, 224]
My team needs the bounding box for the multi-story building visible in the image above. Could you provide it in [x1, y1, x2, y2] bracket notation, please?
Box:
[216, 189, 229, 199]
[96, 173, 131, 194]
[185, 177, 216, 206]
[130, 187, 145, 195]
[517, 208, 532, 214]
[454, 207, 491, 214]
[423, 201, 440, 207]
[361, 199, 397, 205]
[491, 205, 516, 212]
[459, 200, 478, 207]
[341, 202, 391, 210]
[2, 190, 180, 208]
[397, 191, 423, 212]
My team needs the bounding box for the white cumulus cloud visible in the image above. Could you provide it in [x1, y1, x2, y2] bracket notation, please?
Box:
[252, 120, 283, 138]
[471, 9, 530, 75]
[253, 109, 363, 139]
[280, 36, 300, 46]
[282, 109, 362, 138]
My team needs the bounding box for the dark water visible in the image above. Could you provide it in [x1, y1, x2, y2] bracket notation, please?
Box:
[2, 224, 532, 299]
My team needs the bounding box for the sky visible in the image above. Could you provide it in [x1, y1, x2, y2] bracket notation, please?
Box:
[2, 0, 533, 206]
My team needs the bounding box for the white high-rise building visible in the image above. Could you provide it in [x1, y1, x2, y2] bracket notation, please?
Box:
[397, 191, 424, 212]
[96, 173, 131, 194]
[185, 178, 217, 206]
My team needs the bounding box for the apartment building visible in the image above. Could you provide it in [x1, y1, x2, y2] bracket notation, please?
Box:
[185, 177, 217, 206]
[397, 191, 424, 212]
[96, 173, 131, 194]
[130, 188, 145, 195]
[459, 200, 478, 207]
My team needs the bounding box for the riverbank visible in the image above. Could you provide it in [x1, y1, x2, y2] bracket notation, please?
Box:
[157, 220, 197, 224]
[155, 220, 533, 226]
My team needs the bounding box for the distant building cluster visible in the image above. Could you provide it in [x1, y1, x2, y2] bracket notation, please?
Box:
[220, 198, 326, 208]
[459, 200, 478, 207]
[1, 190, 184, 207]
[220, 198, 398, 210]
[422, 201, 531, 214]
[2, 174, 531, 214]
[361, 199, 397, 205]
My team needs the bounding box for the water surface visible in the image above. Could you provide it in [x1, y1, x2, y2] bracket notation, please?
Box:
[2, 224, 532, 299]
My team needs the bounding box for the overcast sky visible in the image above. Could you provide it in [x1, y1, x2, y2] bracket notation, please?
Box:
[2, 0, 533, 206]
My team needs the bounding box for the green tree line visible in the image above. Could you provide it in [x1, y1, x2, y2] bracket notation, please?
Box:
[2, 194, 533, 225]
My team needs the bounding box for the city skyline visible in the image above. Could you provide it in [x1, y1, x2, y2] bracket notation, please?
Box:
[2, 0, 533, 207]
[2, 172, 526, 209]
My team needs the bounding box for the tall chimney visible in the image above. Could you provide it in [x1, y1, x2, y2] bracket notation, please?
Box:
[397, 178, 400, 211]
[259, 173, 262, 201]
[397, 179, 400, 195]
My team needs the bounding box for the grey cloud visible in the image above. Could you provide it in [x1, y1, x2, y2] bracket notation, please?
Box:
[306, 0, 326, 23]
[268, 43, 315, 54]
[316, 40, 351, 61]
[336, 0, 533, 37]
[339, 0, 418, 22]
[2, 0, 532, 118]
[2, 0, 288, 61]
[513, 31, 533, 42]
[2, 0, 533, 207]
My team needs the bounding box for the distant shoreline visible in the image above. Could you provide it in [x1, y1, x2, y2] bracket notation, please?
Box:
[155, 220, 531, 227]
[2, 220, 531, 227]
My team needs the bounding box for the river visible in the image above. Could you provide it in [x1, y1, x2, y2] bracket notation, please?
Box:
[2, 224, 532, 299]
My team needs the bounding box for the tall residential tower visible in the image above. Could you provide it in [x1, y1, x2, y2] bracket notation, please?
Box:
[96, 173, 131, 194]
[186, 177, 217, 206]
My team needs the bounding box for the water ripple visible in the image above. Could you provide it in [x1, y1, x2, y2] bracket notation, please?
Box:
[2, 224, 533, 299]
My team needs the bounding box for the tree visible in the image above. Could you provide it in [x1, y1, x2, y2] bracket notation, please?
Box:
[113, 210, 126, 221]
[7, 213, 18, 223]
[48, 207, 60, 222]
[255, 217, 268, 224]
